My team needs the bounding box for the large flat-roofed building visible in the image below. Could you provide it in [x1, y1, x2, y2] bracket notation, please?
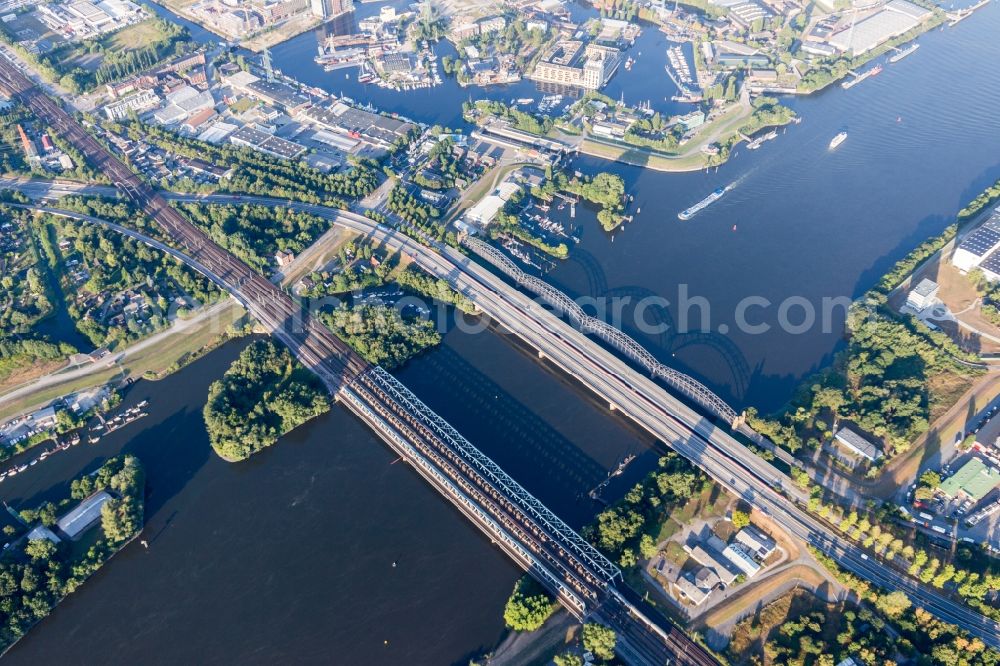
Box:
[230, 124, 306, 160]
[939, 458, 1000, 502]
[246, 79, 311, 114]
[834, 426, 883, 462]
[57, 490, 112, 539]
[828, 0, 931, 55]
[953, 208, 1000, 278]
[302, 102, 416, 149]
[465, 181, 521, 226]
[531, 40, 621, 90]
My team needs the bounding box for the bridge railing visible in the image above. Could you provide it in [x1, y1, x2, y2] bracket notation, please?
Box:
[462, 237, 739, 425]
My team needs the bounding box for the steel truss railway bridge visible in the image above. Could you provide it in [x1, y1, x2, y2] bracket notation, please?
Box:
[0, 55, 719, 666]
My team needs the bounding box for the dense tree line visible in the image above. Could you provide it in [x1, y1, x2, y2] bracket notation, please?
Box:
[322, 304, 441, 369]
[387, 185, 448, 241]
[0, 455, 144, 652]
[115, 121, 379, 204]
[178, 203, 330, 274]
[203, 340, 329, 461]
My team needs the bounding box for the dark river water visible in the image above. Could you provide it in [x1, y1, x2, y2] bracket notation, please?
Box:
[6, 0, 1000, 662]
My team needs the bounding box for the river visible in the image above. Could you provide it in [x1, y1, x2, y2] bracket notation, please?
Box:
[5, 0, 1000, 662]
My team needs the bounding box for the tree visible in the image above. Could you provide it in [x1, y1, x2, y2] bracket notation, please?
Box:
[553, 653, 584, 666]
[582, 623, 617, 661]
[875, 590, 911, 618]
[502, 578, 555, 632]
[731, 509, 750, 530]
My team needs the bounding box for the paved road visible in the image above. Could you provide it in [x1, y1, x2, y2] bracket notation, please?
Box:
[6, 183, 1000, 648]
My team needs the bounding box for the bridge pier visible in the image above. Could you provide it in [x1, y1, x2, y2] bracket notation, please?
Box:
[609, 403, 616, 411]
[731, 411, 746, 429]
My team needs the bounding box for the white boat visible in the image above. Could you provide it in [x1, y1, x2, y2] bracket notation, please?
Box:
[829, 131, 848, 149]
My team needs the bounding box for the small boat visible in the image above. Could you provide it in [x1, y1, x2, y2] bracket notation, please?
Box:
[829, 131, 848, 149]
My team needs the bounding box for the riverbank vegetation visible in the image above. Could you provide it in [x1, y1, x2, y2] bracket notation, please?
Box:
[584, 453, 704, 568]
[463, 100, 553, 136]
[503, 576, 557, 632]
[960, 177, 1000, 221]
[0, 455, 144, 652]
[203, 340, 329, 461]
[321, 305, 441, 369]
[748, 222, 979, 468]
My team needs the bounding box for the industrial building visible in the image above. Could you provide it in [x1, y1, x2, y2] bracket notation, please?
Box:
[230, 124, 305, 159]
[939, 458, 1000, 503]
[952, 208, 1000, 280]
[828, 0, 932, 55]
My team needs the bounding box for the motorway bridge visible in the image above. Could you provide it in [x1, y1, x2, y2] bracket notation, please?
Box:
[0, 53, 720, 666]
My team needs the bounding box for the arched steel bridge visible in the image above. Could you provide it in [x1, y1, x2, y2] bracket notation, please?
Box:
[463, 237, 740, 426]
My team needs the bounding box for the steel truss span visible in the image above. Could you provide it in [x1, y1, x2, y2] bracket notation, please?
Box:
[463, 238, 739, 425]
[362, 366, 623, 584]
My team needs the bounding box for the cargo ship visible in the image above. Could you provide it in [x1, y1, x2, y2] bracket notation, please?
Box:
[841, 64, 882, 89]
[890, 43, 919, 63]
[829, 131, 848, 149]
[678, 187, 727, 220]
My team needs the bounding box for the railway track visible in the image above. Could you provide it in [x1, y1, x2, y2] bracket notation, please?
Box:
[0, 58, 724, 664]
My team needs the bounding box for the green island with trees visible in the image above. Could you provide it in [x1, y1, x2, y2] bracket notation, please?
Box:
[0, 455, 145, 653]
[203, 340, 330, 461]
[531, 169, 627, 232]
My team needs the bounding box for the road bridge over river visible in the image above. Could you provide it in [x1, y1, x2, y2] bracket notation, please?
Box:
[0, 56, 719, 665]
[14, 180, 1000, 649]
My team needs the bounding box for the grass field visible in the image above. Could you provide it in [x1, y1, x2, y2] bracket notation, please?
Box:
[107, 20, 170, 51]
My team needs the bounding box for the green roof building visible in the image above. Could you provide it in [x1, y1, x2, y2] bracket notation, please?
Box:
[938, 458, 1000, 502]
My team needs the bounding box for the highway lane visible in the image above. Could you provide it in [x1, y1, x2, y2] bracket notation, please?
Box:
[0, 55, 726, 661]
